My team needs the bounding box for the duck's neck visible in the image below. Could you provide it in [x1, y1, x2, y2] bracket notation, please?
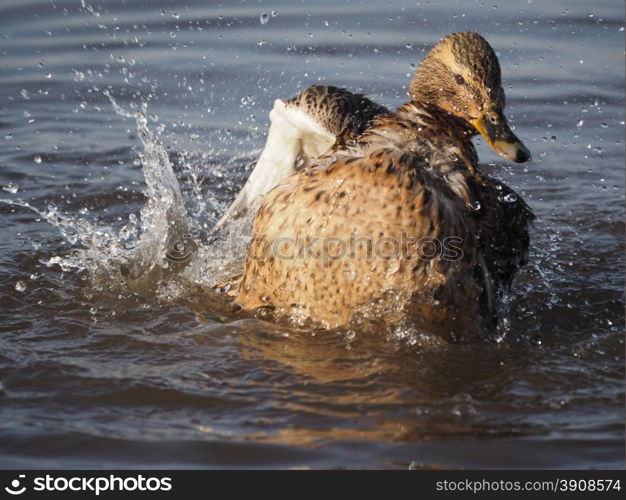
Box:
[396, 100, 477, 139]
[392, 100, 480, 177]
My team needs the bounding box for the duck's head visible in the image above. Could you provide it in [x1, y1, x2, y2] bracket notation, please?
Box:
[410, 31, 531, 163]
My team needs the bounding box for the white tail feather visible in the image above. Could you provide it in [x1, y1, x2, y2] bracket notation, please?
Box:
[210, 99, 333, 235]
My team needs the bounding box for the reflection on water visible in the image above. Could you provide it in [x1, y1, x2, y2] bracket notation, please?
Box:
[0, 0, 623, 468]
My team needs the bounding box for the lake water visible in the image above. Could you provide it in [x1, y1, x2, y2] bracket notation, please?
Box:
[0, 0, 623, 469]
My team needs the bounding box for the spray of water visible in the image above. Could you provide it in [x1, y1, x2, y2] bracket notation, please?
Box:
[1, 93, 254, 301]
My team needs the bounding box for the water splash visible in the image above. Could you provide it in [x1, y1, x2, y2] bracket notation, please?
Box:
[1, 93, 251, 300]
[103, 91, 190, 283]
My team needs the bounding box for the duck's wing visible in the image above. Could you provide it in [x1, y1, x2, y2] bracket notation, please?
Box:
[210, 85, 388, 235]
[473, 176, 535, 287]
[234, 147, 489, 332]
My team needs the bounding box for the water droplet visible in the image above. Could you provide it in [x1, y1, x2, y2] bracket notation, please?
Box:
[469, 200, 481, 210]
[550, 135, 557, 142]
[72, 70, 85, 82]
[386, 260, 401, 275]
[600, 123, 608, 128]
[576, 119, 584, 128]
[20, 89, 30, 100]
[33, 154, 42, 164]
[323, 19, 330, 27]
[548, 399, 566, 410]
[503, 193, 517, 203]
[271, 10, 278, 17]
[15, 281, 26, 292]
[405, 42, 412, 49]
[343, 269, 357, 281]
[44, 72, 52, 79]
[259, 12, 269, 25]
[46, 203, 58, 217]
[452, 402, 478, 417]
[240, 95, 255, 107]
[4, 133, 13, 140]
[345, 330, 356, 341]
[2, 182, 18, 194]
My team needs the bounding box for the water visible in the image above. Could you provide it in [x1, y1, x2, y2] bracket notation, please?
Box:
[0, 0, 623, 469]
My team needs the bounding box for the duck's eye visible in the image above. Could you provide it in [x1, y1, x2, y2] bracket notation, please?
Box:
[485, 111, 499, 124]
[454, 74, 465, 85]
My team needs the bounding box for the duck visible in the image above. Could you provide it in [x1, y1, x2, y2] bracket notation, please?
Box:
[215, 31, 534, 342]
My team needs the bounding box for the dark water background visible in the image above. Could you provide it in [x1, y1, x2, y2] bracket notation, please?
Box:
[0, 0, 624, 468]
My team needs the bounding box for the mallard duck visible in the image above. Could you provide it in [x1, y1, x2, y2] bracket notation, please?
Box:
[218, 31, 534, 342]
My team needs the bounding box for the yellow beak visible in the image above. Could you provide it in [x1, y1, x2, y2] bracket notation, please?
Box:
[472, 110, 531, 163]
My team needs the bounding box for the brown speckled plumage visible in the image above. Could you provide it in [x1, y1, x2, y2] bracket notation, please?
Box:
[230, 32, 534, 341]
[284, 85, 389, 143]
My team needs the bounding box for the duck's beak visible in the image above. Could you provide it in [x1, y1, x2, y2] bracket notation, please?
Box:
[472, 110, 531, 163]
